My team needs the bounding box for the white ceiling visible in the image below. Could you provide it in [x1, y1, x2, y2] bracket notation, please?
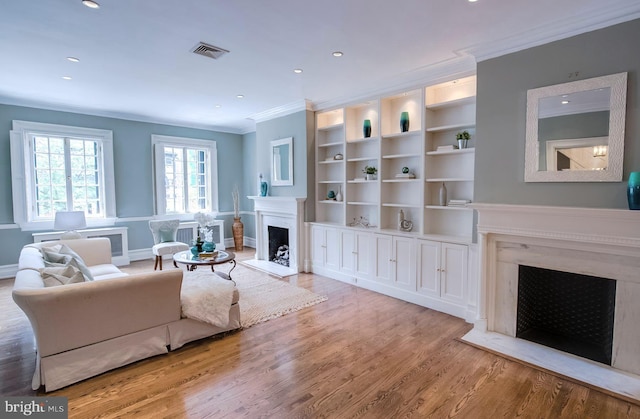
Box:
[1, 0, 639, 134]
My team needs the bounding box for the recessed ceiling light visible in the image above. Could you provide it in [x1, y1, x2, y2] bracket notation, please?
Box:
[62, 76, 72, 80]
[332, 51, 343, 57]
[561, 100, 570, 104]
[236, 94, 244, 99]
[67, 57, 80, 63]
[468, 0, 478, 2]
[82, 0, 100, 8]
[215, 104, 221, 108]
[293, 68, 303, 74]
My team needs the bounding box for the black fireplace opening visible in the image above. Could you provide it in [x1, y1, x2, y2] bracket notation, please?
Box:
[517, 265, 616, 365]
[268, 226, 289, 267]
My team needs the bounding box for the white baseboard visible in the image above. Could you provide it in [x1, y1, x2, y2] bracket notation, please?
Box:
[0, 264, 18, 280]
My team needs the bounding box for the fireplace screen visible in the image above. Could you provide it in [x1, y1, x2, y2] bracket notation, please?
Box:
[517, 265, 616, 365]
[268, 226, 289, 267]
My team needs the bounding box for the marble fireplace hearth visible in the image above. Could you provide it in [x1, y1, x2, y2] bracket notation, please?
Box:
[463, 204, 640, 402]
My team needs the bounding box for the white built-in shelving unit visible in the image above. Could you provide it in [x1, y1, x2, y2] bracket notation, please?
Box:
[315, 76, 476, 241]
[311, 75, 478, 321]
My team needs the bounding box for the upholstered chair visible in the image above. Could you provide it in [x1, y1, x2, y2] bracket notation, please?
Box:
[149, 220, 190, 270]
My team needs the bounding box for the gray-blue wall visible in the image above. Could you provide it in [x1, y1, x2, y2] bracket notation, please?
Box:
[254, 110, 315, 220]
[475, 18, 640, 208]
[0, 103, 245, 265]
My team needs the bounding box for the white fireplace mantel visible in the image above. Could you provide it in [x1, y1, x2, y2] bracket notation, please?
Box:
[464, 203, 640, 402]
[246, 196, 306, 276]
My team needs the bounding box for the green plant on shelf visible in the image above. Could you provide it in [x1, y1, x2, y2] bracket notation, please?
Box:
[362, 165, 377, 175]
[456, 130, 471, 141]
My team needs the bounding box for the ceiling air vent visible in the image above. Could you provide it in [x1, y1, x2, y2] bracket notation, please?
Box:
[191, 42, 229, 60]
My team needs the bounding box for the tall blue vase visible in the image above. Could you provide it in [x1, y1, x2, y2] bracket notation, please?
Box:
[400, 112, 410, 133]
[260, 181, 268, 197]
[363, 119, 371, 138]
[628, 172, 640, 210]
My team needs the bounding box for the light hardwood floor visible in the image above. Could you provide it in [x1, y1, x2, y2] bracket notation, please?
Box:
[2, 249, 639, 418]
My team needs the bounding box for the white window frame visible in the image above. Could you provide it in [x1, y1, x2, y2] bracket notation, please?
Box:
[151, 134, 219, 219]
[10, 120, 117, 231]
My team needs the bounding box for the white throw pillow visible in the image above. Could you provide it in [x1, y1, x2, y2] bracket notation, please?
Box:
[43, 244, 94, 281]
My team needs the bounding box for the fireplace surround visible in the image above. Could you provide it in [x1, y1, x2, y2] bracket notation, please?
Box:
[247, 196, 305, 277]
[463, 203, 640, 401]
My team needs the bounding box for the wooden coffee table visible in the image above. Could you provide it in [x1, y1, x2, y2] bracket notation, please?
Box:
[173, 250, 236, 280]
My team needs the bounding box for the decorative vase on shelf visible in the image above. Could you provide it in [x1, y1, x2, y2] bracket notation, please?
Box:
[400, 112, 410, 133]
[233, 217, 244, 251]
[260, 181, 268, 197]
[327, 190, 336, 200]
[439, 182, 447, 206]
[363, 119, 372, 138]
[336, 186, 343, 202]
[628, 172, 640, 210]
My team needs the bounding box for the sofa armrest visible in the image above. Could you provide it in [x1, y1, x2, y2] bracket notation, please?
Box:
[12, 269, 183, 357]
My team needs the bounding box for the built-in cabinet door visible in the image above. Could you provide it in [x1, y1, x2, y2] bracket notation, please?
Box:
[440, 242, 467, 305]
[417, 239, 440, 297]
[374, 234, 393, 283]
[311, 225, 327, 268]
[374, 234, 415, 289]
[311, 225, 340, 272]
[393, 236, 415, 290]
[355, 231, 372, 279]
[325, 227, 340, 272]
[340, 230, 372, 280]
[340, 229, 356, 275]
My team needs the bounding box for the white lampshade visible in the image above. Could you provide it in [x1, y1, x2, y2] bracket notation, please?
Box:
[54, 211, 87, 239]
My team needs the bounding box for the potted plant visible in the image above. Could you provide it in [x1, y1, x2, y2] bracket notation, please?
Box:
[456, 130, 471, 149]
[363, 165, 377, 181]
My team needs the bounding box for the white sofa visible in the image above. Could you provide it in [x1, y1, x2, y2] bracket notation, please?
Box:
[12, 238, 240, 392]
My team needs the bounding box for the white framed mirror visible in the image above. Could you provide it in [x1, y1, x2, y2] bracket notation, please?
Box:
[271, 137, 293, 186]
[525, 72, 627, 182]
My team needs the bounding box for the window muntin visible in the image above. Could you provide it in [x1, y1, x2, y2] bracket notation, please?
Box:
[31, 135, 104, 219]
[163, 146, 209, 214]
[152, 135, 218, 217]
[10, 120, 116, 230]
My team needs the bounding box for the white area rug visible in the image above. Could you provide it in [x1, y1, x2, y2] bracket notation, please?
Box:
[234, 270, 328, 328]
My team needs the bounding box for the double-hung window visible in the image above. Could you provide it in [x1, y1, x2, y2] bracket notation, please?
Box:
[10, 121, 116, 230]
[152, 135, 218, 216]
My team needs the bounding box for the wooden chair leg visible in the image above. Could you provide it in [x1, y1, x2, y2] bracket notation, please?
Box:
[154, 255, 159, 271]
[159, 256, 163, 270]
[173, 260, 179, 268]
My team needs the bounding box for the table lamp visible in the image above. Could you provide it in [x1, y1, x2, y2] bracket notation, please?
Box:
[54, 211, 87, 240]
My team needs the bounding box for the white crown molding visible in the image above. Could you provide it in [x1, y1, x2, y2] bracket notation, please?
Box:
[465, 3, 640, 62]
[312, 55, 477, 113]
[249, 99, 313, 124]
[0, 96, 248, 135]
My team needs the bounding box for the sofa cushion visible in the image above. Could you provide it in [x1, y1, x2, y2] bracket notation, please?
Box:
[40, 265, 85, 287]
[43, 245, 94, 282]
[160, 228, 176, 243]
[89, 264, 127, 280]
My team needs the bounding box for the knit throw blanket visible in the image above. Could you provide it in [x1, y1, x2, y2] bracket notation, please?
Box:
[180, 271, 235, 327]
